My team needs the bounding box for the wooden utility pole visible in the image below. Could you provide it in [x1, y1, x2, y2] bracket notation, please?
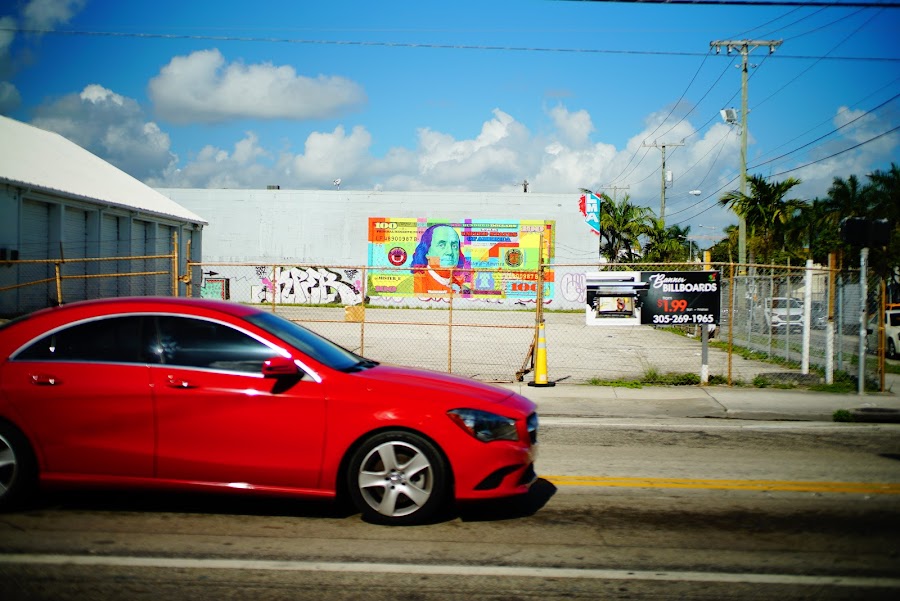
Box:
[598, 185, 629, 203]
[643, 141, 684, 225]
[710, 39, 782, 271]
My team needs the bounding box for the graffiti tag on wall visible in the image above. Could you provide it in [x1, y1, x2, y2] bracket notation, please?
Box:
[560, 272, 587, 304]
[251, 266, 363, 305]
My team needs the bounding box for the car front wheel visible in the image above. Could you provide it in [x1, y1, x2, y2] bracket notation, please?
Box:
[347, 431, 449, 525]
[0, 422, 38, 512]
[889, 339, 897, 360]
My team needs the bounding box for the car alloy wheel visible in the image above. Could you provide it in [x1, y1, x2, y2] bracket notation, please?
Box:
[889, 339, 897, 360]
[348, 431, 448, 525]
[0, 423, 38, 511]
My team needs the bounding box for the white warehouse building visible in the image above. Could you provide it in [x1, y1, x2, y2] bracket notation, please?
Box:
[0, 116, 207, 316]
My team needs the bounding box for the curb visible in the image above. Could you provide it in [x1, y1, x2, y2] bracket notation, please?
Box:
[850, 407, 900, 423]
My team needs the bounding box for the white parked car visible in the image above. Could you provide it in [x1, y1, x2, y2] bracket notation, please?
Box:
[867, 309, 900, 359]
[755, 297, 804, 334]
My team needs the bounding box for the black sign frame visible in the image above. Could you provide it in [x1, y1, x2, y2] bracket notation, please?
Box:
[640, 270, 721, 326]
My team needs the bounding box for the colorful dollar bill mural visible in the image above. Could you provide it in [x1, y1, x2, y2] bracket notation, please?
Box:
[367, 218, 555, 300]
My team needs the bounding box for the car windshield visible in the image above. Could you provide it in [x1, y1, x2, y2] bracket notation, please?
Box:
[246, 311, 369, 371]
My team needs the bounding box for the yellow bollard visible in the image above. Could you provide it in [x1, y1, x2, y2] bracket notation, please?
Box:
[528, 322, 555, 387]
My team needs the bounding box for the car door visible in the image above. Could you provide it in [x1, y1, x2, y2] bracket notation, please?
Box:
[1, 316, 155, 477]
[149, 315, 326, 490]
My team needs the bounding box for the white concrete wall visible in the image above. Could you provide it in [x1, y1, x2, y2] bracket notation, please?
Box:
[156, 189, 597, 263]
[157, 188, 603, 309]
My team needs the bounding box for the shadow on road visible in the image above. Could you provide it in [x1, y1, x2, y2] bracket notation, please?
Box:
[454, 478, 557, 523]
[28, 479, 558, 526]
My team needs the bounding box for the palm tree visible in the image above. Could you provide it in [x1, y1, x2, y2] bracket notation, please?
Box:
[863, 163, 900, 288]
[826, 174, 869, 224]
[599, 194, 652, 262]
[643, 219, 689, 263]
[718, 174, 806, 264]
[708, 225, 738, 263]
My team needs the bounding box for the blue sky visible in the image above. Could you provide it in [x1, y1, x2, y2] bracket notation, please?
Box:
[1, 0, 899, 235]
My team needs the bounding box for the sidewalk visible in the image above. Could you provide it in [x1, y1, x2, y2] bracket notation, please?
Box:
[498, 376, 900, 423]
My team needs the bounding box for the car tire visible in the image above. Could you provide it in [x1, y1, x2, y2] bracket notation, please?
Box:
[347, 430, 449, 526]
[0, 422, 38, 512]
[889, 339, 897, 360]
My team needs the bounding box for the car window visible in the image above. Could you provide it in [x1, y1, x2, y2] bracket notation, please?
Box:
[771, 299, 801, 309]
[15, 316, 151, 363]
[890, 313, 900, 328]
[153, 316, 277, 373]
[245, 310, 365, 371]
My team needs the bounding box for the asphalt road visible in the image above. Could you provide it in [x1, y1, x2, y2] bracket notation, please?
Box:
[1, 418, 898, 600]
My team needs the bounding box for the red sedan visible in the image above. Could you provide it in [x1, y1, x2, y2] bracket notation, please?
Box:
[0, 297, 538, 525]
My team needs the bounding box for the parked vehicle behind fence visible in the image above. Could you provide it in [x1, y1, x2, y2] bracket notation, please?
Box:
[754, 297, 805, 334]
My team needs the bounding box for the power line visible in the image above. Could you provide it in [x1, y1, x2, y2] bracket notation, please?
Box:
[668, 120, 900, 226]
[766, 124, 900, 177]
[2, 28, 898, 62]
[749, 91, 900, 170]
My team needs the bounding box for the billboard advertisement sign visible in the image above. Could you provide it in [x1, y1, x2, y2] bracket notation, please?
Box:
[640, 271, 721, 326]
[367, 218, 554, 300]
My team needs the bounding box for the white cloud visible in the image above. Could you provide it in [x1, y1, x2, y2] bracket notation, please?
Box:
[2, 2, 87, 115]
[30, 84, 177, 181]
[288, 125, 374, 187]
[22, 0, 86, 31]
[146, 132, 273, 189]
[549, 104, 594, 149]
[21, 82, 896, 235]
[0, 80, 21, 113]
[148, 49, 367, 124]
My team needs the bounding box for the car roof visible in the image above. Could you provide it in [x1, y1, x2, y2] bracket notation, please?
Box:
[43, 296, 259, 316]
[0, 297, 270, 356]
[9, 296, 264, 326]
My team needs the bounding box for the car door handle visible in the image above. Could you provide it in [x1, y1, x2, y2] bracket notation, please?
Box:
[31, 374, 60, 386]
[166, 378, 197, 389]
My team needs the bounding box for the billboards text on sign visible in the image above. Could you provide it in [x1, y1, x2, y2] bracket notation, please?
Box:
[640, 271, 720, 326]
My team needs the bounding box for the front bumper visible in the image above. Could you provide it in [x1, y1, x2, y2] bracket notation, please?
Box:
[453, 440, 538, 501]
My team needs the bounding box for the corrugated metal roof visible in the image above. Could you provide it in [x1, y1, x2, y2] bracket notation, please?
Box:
[0, 115, 207, 225]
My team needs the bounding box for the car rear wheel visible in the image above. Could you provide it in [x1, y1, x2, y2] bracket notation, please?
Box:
[889, 339, 897, 360]
[347, 431, 449, 526]
[0, 423, 38, 511]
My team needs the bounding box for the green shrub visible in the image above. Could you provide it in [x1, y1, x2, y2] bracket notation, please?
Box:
[833, 409, 855, 423]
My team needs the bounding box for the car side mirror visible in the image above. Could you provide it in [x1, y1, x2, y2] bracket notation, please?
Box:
[262, 356, 300, 377]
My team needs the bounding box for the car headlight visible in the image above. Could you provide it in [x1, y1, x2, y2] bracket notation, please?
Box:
[447, 409, 519, 442]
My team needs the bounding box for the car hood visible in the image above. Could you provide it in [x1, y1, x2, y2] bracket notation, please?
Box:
[353, 364, 534, 413]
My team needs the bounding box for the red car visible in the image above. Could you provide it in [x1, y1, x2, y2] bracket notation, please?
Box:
[0, 297, 538, 525]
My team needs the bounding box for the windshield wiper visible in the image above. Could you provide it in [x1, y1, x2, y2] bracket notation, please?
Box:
[343, 358, 379, 373]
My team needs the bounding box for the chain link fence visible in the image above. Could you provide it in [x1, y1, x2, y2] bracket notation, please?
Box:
[1, 253, 885, 390]
[0, 253, 177, 318]
[184, 260, 885, 389]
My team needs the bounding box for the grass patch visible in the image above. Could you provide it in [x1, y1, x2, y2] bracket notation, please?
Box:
[587, 368, 702, 388]
[832, 409, 855, 422]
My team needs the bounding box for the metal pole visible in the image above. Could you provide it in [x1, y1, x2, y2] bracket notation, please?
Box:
[701, 323, 709, 385]
[858, 247, 868, 395]
[728, 263, 735, 385]
[172, 230, 179, 297]
[802, 259, 812, 374]
[825, 253, 835, 385]
[739, 46, 748, 273]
